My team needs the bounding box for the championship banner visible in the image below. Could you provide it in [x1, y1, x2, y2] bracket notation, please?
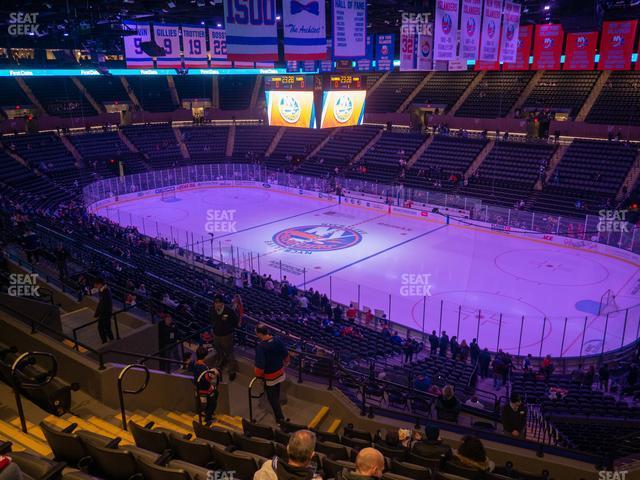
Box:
[478, 0, 503, 62]
[460, 0, 482, 60]
[564, 31, 598, 70]
[417, 28, 435, 71]
[302, 61, 317, 72]
[502, 24, 532, 70]
[355, 35, 374, 72]
[320, 90, 366, 128]
[332, 0, 367, 58]
[153, 24, 182, 68]
[532, 23, 564, 70]
[599, 20, 637, 71]
[499, 1, 520, 63]
[182, 26, 208, 68]
[434, 0, 460, 60]
[266, 90, 316, 128]
[209, 27, 232, 68]
[123, 22, 153, 68]
[376, 34, 395, 71]
[224, 0, 278, 61]
[283, 0, 327, 60]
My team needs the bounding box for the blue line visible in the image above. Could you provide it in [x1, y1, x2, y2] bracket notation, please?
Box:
[303, 224, 448, 286]
[211, 203, 336, 241]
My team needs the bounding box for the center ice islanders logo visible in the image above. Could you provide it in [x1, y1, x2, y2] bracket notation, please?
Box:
[441, 14, 452, 35]
[272, 225, 362, 252]
[278, 95, 301, 124]
[333, 94, 354, 124]
[466, 17, 476, 36]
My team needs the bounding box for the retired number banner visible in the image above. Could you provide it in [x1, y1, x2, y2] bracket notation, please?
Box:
[224, 0, 278, 61]
[123, 22, 153, 68]
[182, 26, 208, 68]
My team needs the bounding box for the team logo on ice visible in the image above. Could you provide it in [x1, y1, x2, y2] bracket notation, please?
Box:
[272, 225, 363, 252]
[333, 94, 354, 124]
[278, 95, 301, 124]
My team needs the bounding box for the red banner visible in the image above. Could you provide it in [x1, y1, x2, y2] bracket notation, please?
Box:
[563, 31, 598, 70]
[599, 20, 637, 71]
[532, 23, 564, 70]
[503, 24, 532, 70]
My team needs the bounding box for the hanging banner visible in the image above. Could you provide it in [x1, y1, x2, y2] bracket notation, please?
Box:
[400, 17, 418, 71]
[479, 0, 503, 62]
[434, 0, 460, 60]
[376, 34, 395, 71]
[286, 61, 300, 72]
[256, 62, 276, 68]
[234, 61, 255, 68]
[532, 23, 564, 70]
[182, 26, 208, 68]
[209, 27, 232, 68]
[224, 0, 278, 61]
[282, 0, 327, 60]
[564, 31, 598, 70]
[302, 60, 317, 72]
[502, 24, 532, 70]
[499, 1, 520, 63]
[355, 35, 374, 72]
[153, 24, 182, 68]
[460, 0, 482, 60]
[599, 20, 637, 71]
[123, 22, 154, 68]
[417, 30, 435, 70]
[332, 0, 367, 59]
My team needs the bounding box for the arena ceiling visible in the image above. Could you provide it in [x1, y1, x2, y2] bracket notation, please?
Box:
[0, 0, 637, 51]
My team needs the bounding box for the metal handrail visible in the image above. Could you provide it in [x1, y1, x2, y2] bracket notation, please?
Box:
[11, 351, 58, 433]
[117, 364, 150, 431]
[71, 305, 127, 350]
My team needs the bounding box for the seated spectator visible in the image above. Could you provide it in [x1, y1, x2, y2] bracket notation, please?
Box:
[346, 303, 357, 322]
[464, 396, 484, 410]
[501, 392, 526, 439]
[450, 435, 494, 473]
[414, 374, 431, 392]
[436, 385, 461, 422]
[411, 426, 452, 460]
[254, 429, 317, 480]
[342, 447, 385, 480]
[540, 354, 554, 380]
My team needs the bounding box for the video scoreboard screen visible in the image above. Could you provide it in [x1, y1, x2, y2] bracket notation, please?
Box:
[325, 75, 364, 90]
[265, 75, 311, 91]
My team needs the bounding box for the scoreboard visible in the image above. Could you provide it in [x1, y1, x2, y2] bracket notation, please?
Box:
[325, 75, 364, 90]
[265, 75, 311, 91]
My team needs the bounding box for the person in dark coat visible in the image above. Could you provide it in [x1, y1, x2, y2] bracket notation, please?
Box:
[479, 348, 491, 379]
[209, 294, 239, 381]
[93, 277, 113, 343]
[501, 393, 527, 439]
[470, 338, 480, 365]
[412, 426, 452, 460]
[428, 331, 439, 356]
[438, 331, 449, 357]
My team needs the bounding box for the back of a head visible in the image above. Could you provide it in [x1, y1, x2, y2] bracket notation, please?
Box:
[425, 426, 439, 442]
[457, 435, 486, 463]
[443, 385, 454, 398]
[196, 346, 207, 360]
[355, 447, 385, 477]
[287, 430, 316, 466]
[256, 323, 270, 336]
[384, 430, 399, 447]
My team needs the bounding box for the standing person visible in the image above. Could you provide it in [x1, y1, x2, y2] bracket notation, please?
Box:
[189, 346, 220, 425]
[255, 324, 290, 423]
[428, 330, 439, 357]
[439, 331, 449, 357]
[470, 338, 480, 365]
[93, 277, 113, 344]
[501, 393, 527, 439]
[232, 294, 246, 344]
[158, 312, 179, 371]
[210, 295, 239, 381]
[599, 363, 610, 392]
[479, 348, 491, 379]
[54, 244, 69, 280]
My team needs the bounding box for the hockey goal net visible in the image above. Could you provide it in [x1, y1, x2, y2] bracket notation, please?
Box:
[161, 188, 177, 202]
[599, 289, 619, 315]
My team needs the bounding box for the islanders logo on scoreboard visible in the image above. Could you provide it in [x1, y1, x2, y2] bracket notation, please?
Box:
[272, 224, 363, 253]
[333, 94, 354, 124]
[466, 17, 476, 36]
[441, 13, 452, 35]
[278, 95, 302, 124]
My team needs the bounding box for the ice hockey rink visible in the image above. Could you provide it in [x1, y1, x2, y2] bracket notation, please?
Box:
[94, 185, 640, 358]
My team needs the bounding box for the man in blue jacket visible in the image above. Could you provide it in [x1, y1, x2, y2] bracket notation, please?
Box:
[255, 323, 290, 423]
